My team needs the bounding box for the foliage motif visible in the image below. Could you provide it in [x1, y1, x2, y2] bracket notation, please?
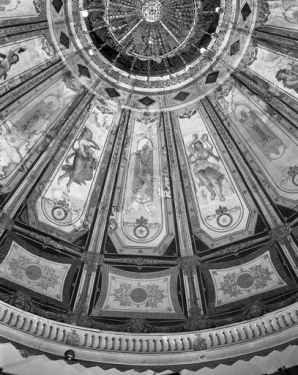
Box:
[113, 283, 165, 307]
[7, 255, 59, 290]
[219, 265, 273, 297]
[113, 284, 132, 306]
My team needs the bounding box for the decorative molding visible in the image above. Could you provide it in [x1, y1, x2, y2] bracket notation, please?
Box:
[0, 22, 48, 38]
[15, 226, 80, 255]
[1, 299, 298, 370]
[163, 112, 193, 258]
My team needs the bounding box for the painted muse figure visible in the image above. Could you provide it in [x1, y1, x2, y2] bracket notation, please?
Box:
[187, 133, 225, 201]
[58, 127, 100, 192]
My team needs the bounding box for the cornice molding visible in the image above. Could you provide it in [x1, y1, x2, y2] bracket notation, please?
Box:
[1, 299, 298, 371]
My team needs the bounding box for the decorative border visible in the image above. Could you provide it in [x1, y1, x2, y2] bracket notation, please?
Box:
[1, 298, 298, 371]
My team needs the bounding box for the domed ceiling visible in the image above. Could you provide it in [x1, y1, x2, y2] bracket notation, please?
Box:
[1, 0, 298, 373]
[86, 0, 220, 76]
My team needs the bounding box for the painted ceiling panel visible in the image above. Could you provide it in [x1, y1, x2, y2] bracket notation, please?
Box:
[175, 107, 258, 247]
[91, 264, 184, 319]
[201, 242, 295, 312]
[27, 103, 115, 242]
[0, 72, 79, 194]
[214, 80, 298, 209]
[108, 114, 176, 256]
[0, 36, 54, 84]
[2, 0, 298, 372]
[0, 233, 80, 308]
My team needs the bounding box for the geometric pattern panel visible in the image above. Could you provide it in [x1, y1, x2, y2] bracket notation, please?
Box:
[91, 265, 185, 319]
[202, 245, 294, 310]
[0, 233, 80, 307]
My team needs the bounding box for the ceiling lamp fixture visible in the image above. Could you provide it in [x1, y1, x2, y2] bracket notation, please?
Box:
[82, 0, 223, 76]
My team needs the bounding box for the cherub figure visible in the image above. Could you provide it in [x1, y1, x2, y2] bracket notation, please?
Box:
[187, 133, 225, 201]
[0, 44, 26, 81]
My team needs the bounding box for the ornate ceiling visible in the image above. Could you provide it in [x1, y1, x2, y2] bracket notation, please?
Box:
[86, 0, 220, 76]
[1, 0, 298, 373]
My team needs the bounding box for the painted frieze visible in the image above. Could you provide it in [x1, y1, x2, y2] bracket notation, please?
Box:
[91, 264, 184, 319]
[108, 114, 176, 256]
[28, 104, 115, 241]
